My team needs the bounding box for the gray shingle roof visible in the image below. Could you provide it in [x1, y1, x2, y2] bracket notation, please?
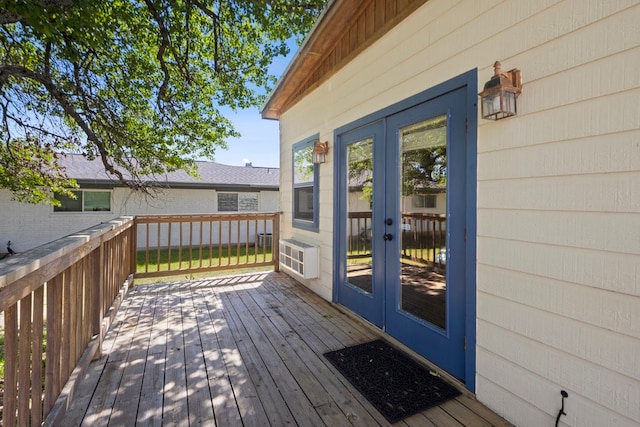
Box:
[57, 154, 279, 189]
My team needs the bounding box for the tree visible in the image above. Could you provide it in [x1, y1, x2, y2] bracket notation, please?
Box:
[0, 0, 326, 204]
[345, 116, 447, 206]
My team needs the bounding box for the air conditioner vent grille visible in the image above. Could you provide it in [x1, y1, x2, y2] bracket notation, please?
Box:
[279, 239, 319, 279]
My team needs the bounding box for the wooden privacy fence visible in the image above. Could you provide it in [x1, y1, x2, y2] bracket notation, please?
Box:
[0, 217, 135, 426]
[135, 213, 280, 279]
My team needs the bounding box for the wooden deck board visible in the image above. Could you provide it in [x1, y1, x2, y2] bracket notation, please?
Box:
[248, 284, 384, 426]
[193, 287, 244, 426]
[182, 292, 217, 425]
[162, 292, 190, 425]
[211, 288, 272, 426]
[232, 284, 347, 426]
[136, 291, 168, 427]
[61, 272, 512, 426]
[246, 281, 386, 426]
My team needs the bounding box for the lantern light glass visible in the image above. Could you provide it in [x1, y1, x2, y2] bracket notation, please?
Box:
[312, 141, 329, 164]
[479, 61, 522, 120]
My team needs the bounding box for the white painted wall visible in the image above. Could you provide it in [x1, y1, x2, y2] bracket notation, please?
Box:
[276, 0, 640, 425]
[0, 187, 279, 251]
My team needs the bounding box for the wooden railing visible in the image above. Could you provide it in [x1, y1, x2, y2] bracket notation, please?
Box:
[134, 213, 280, 279]
[0, 212, 282, 425]
[401, 212, 446, 266]
[0, 217, 135, 426]
[0, 213, 280, 425]
[347, 212, 373, 258]
[348, 211, 446, 266]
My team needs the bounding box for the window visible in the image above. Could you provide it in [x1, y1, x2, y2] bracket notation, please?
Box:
[292, 135, 319, 231]
[218, 192, 259, 212]
[412, 194, 437, 209]
[54, 190, 111, 212]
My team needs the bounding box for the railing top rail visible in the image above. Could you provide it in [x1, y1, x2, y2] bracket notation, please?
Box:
[401, 212, 446, 220]
[135, 212, 280, 224]
[0, 216, 134, 295]
[347, 212, 372, 219]
[348, 212, 446, 220]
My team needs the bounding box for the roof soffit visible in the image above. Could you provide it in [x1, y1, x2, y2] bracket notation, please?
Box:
[262, 0, 429, 120]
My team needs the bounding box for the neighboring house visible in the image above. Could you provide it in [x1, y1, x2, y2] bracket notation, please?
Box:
[262, 1, 639, 426]
[0, 154, 279, 251]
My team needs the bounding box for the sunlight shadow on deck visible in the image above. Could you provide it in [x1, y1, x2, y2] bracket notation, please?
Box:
[61, 271, 510, 426]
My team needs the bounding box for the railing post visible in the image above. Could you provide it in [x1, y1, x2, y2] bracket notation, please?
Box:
[92, 240, 104, 360]
[130, 219, 137, 278]
[273, 213, 280, 272]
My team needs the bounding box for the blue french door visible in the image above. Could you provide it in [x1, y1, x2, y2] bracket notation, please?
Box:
[335, 120, 385, 327]
[335, 85, 469, 381]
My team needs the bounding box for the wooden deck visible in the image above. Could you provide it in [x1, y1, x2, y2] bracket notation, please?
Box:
[61, 272, 510, 426]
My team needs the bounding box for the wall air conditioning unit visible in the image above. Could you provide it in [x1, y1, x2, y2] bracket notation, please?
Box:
[279, 239, 319, 279]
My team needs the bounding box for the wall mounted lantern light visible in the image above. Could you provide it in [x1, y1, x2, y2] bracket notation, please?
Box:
[312, 141, 329, 164]
[479, 61, 522, 120]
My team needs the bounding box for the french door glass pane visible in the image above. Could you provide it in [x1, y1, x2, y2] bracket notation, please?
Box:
[398, 115, 447, 329]
[346, 138, 373, 294]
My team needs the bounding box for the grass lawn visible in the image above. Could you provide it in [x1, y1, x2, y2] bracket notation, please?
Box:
[135, 246, 275, 284]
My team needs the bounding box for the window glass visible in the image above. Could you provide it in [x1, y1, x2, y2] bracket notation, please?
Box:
[84, 191, 111, 211]
[218, 193, 259, 212]
[238, 193, 259, 211]
[412, 194, 436, 209]
[294, 145, 314, 184]
[54, 190, 83, 212]
[293, 187, 314, 221]
[53, 190, 111, 212]
[218, 193, 239, 211]
[292, 136, 319, 231]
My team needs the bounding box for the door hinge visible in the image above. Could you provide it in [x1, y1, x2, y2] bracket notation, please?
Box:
[465, 116, 468, 133]
[464, 336, 467, 351]
[464, 227, 467, 242]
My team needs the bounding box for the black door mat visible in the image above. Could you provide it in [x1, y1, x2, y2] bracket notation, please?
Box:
[324, 339, 461, 423]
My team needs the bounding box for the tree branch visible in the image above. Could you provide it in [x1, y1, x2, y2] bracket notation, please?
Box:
[0, 11, 22, 25]
[0, 64, 127, 182]
[44, 42, 52, 78]
[190, 0, 222, 71]
[143, 0, 171, 103]
[0, 0, 75, 25]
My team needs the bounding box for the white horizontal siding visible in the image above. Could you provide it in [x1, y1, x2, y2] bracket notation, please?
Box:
[478, 292, 640, 381]
[478, 237, 639, 296]
[479, 130, 640, 180]
[475, 374, 551, 427]
[478, 172, 640, 212]
[478, 264, 639, 342]
[0, 188, 279, 251]
[277, 131, 334, 300]
[480, 87, 640, 153]
[0, 190, 115, 252]
[478, 210, 640, 256]
[477, 345, 639, 427]
[276, 0, 640, 425]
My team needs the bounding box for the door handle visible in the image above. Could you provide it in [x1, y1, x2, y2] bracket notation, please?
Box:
[383, 233, 393, 241]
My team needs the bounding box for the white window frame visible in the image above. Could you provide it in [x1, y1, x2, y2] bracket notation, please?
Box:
[53, 189, 112, 213]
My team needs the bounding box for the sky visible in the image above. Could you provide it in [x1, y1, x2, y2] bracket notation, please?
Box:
[212, 44, 297, 169]
[214, 106, 281, 168]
